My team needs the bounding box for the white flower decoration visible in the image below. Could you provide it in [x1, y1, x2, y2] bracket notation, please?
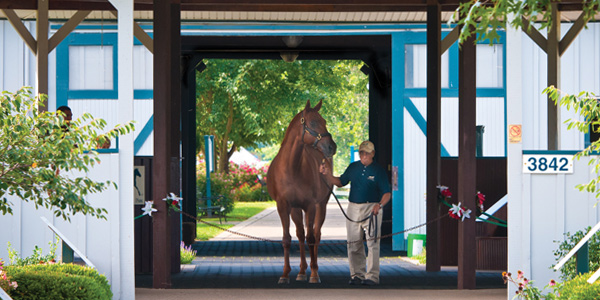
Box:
[141, 201, 157, 217]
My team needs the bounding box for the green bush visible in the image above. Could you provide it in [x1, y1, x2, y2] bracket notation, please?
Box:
[197, 161, 271, 215]
[7, 239, 58, 266]
[552, 226, 600, 281]
[558, 272, 600, 300]
[180, 242, 197, 264]
[4, 263, 112, 299]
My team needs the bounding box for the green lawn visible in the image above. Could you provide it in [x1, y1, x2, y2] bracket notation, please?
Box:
[196, 201, 276, 241]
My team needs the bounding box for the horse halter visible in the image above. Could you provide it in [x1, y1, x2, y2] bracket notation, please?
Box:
[301, 111, 331, 149]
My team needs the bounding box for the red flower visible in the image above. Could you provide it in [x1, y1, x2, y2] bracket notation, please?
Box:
[441, 189, 452, 198]
[477, 192, 485, 206]
[448, 210, 460, 220]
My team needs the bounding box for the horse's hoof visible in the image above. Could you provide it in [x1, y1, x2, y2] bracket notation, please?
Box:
[309, 277, 321, 284]
[278, 277, 290, 284]
[296, 274, 307, 281]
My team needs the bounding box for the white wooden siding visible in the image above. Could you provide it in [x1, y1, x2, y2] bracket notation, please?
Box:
[69, 45, 114, 90]
[0, 154, 122, 290]
[133, 45, 153, 90]
[521, 23, 600, 151]
[523, 156, 600, 289]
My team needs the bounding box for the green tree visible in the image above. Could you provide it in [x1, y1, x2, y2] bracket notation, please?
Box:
[0, 87, 135, 220]
[196, 59, 368, 173]
[452, 0, 598, 45]
[453, 1, 600, 199]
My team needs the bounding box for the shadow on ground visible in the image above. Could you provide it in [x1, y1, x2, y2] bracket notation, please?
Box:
[135, 239, 504, 290]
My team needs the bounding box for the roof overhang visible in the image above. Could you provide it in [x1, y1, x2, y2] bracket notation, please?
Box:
[1, 0, 597, 23]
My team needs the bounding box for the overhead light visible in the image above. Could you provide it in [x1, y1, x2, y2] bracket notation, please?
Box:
[282, 36, 303, 48]
[280, 51, 299, 63]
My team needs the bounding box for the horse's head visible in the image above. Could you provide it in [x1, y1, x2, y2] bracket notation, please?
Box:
[300, 100, 337, 158]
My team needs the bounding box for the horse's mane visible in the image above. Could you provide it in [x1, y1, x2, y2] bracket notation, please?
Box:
[278, 110, 303, 148]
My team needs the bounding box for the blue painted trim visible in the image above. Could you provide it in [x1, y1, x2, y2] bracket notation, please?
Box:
[53, 23, 433, 32]
[404, 88, 505, 98]
[523, 150, 581, 155]
[134, 90, 153, 99]
[134, 115, 154, 155]
[391, 32, 405, 251]
[404, 99, 450, 157]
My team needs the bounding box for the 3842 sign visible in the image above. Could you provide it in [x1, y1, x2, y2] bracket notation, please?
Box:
[522, 155, 573, 174]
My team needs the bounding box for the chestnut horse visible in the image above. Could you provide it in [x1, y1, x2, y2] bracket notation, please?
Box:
[267, 100, 336, 284]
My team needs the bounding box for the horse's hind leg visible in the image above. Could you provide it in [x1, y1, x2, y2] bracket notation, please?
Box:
[276, 201, 292, 284]
[291, 208, 307, 281]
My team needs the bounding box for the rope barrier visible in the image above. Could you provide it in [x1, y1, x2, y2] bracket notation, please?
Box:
[177, 208, 447, 247]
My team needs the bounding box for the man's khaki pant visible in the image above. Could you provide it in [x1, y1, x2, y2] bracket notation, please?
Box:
[346, 202, 382, 283]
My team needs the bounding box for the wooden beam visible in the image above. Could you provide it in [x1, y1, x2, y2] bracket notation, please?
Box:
[521, 17, 547, 53]
[36, 0, 49, 109]
[457, 29, 477, 290]
[1, 9, 37, 53]
[426, 0, 442, 273]
[134, 21, 154, 53]
[441, 25, 458, 54]
[152, 0, 173, 289]
[547, 4, 560, 150]
[169, 0, 182, 274]
[49, 10, 91, 52]
[559, 11, 591, 56]
[111, 10, 154, 54]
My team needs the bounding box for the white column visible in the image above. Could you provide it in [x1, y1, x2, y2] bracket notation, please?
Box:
[108, 0, 135, 299]
[506, 14, 526, 299]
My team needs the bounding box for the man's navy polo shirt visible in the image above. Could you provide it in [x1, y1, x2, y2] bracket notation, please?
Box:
[339, 161, 391, 204]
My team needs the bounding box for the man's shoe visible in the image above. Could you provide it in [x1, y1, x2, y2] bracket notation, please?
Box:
[348, 277, 362, 285]
[361, 279, 378, 286]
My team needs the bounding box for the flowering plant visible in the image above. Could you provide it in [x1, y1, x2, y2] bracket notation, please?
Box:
[477, 191, 485, 211]
[140, 201, 157, 217]
[503, 270, 559, 300]
[163, 192, 183, 211]
[0, 259, 18, 293]
[436, 185, 489, 222]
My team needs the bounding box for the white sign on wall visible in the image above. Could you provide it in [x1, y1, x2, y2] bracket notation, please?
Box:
[522, 154, 574, 174]
[134, 166, 145, 205]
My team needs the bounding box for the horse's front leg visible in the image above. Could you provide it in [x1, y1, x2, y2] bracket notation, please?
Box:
[277, 202, 292, 284]
[306, 205, 325, 283]
[291, 208, 308, 281]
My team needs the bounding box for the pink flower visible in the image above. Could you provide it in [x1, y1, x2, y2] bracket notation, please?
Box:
[549, 279, 556, 286]
[9, 281, 18, 289]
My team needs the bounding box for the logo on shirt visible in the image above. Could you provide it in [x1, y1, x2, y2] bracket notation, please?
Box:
[367, 176, 375, 181]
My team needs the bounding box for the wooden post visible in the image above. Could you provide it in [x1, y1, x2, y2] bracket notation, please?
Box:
[547, 3, 560, 150]
[36, 0, 49, 110]
[152, 0, 178, 289]
[426, 0, 442, 272]
[457, 32, 477, 290]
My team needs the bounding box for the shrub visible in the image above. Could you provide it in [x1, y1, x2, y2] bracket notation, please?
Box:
[552, 226, 600, 281]
[180, 242, 197, 264]
[4, 263, 112, 299]
[558, 271, 600, 300]
[197, 161, 271, 214]
[7, 239, 58, 266]
[0, 259, 18, 294]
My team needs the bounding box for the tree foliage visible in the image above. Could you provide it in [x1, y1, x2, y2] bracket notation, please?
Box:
[196, 59, 368, 173]
[452, 2, 600, 202]
[0, 87, 135, 220]
[452, 0, 600, 45]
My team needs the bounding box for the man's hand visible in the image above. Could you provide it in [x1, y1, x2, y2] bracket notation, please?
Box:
[372, 204, 381, 215]
[319, 163, 329, 175]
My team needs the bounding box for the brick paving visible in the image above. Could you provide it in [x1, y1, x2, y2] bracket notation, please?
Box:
[135, 202, 504, 291]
